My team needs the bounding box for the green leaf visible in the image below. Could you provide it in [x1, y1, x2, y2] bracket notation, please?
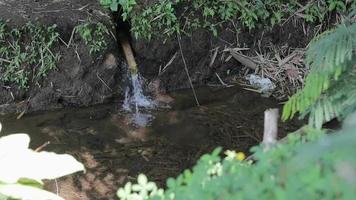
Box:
[17, 178, 43, 189]
[110, 1, 119, 11]
[0, 184, 64, 200]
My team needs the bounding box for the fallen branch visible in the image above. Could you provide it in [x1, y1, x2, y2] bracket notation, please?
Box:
[229, 49, 258, 70]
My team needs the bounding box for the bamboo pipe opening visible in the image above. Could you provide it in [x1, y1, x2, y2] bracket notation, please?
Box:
[120, 36, 138, 75]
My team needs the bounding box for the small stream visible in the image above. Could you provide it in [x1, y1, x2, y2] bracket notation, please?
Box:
[0, 86, 301, 200]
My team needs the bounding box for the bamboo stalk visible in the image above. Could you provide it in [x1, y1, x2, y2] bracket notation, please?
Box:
[120, 36, 138, 75]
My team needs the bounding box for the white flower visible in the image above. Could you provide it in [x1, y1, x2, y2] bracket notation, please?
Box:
[207, 162, 223, 177]
[117, 182, 133, 200]
[150, 188, 164, 199]
[132, 174, 157, 198]
[117, 174, 165, 200]
[224, 150, 237, 161]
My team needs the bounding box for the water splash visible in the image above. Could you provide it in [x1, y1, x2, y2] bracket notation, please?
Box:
[122, 72, 155, 127]
[123, 73, 155, 111]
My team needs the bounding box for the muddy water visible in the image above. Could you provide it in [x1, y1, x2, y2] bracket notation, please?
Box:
[0, 86, 301, 200]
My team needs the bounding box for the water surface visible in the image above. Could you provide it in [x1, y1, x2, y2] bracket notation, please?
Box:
[0, 86, 301, 200]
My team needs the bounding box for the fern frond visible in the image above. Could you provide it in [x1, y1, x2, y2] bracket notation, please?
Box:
[283, 22, 356, 128]
[309, 68, 356, 128]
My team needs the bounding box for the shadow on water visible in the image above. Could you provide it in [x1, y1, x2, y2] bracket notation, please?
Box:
[0, 86, 302, 200]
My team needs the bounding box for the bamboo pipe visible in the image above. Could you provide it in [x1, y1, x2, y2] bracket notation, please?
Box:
[120, 36, 138, 75]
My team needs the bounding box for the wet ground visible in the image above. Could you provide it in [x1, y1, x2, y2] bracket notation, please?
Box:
[0, 86, 302, 200]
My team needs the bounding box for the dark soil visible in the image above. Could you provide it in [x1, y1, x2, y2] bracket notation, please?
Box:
[133, 20, 318, 92]
[0, 0, 124, 114]
[0, 0, 321, 115]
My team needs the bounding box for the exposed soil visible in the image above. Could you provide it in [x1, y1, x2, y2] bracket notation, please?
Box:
[0, 0, 124, 114]
[0, 86, 303, 200]
[0, 0, 325, 115]
[132, 20, 319, 92]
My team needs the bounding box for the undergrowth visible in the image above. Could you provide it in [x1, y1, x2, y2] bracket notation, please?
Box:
[117, 124, 356, 200]
[75, 22, 110, 54]
[0, 20, 60, 89]
[100, 0, 355, 40]
[282, 17, 356, 129]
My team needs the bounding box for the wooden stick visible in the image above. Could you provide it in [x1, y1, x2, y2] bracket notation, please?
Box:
[263, 108, 279, 150]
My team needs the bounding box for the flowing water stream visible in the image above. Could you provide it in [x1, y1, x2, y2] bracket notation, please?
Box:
[122, 72, 155, 127]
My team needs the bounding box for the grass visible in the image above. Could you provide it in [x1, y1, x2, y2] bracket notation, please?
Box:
[0, 20, 60, 89]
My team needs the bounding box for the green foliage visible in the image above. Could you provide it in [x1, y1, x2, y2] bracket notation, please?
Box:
[282, 21, 356, 128]
[100, 0, 355, 40]
[0, 123, 85, 200]
[117, 125, 356, 200]
[100, 0, 136, 20]
[75, 22, 109, 54]
[0, 21, 60, 89]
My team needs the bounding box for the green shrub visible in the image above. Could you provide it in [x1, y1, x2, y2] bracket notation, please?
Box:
[0, 21, 60, 89]
[75, 22, 110, 54]
[282, 17, 356, 128]
[100, 0, 355, 40]
[117, 124, 356, 200]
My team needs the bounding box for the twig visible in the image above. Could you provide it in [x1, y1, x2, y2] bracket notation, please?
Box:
[0, 58, 12, 63]
[242, 87, 261, 93]
[159, 52, 178, 75]
[35, 141, 51, 152]
[215, 73, 229, 87]
[74, 45, 81, 63]
[281, 2, 312, 26]
[77, 4, 90, 11]
[32, 9, 66, 13]
[58, 27, 76, 48]
[177, 34, 200, 106]
[209, 47, 219, 67]
[110, 30, 117, 41]
[55, 179, 59, 196]
[96, 72, 112, 91]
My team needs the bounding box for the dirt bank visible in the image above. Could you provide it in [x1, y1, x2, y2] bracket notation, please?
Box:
[133, 20, 317, 92]
[0, 0, 124, 114]
[0, 0, 325, 114]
